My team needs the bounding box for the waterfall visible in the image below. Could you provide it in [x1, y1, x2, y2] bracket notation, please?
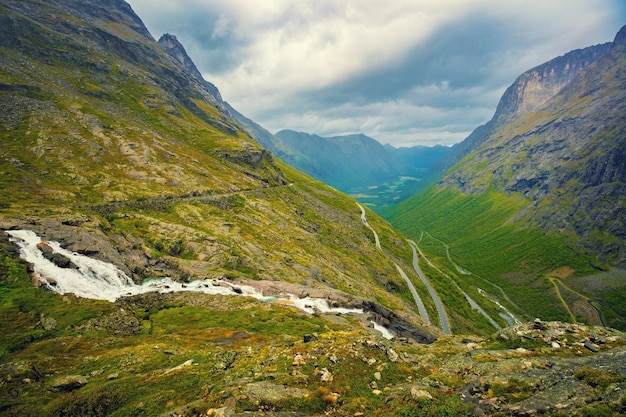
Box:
[6, 229, 393, 339]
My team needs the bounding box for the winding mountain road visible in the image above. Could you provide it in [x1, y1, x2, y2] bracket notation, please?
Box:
[394, 262, 431, 325]
[356, 203, 430, 324]
[357, 203, 381, 250]
[409, 237, 504, 330]
[407, 240, 451, 334]
[421, 231, 523, 324]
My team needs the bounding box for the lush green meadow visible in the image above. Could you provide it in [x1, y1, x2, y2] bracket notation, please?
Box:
[387, 186, 625, 327]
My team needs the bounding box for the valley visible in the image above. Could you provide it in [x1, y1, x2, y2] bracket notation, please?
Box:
[0, 0, 625, 415]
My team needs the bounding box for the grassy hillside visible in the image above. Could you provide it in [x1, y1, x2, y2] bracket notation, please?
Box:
[1, 2, 626, 416]
[389, 186, 626, 329]
[0, 0, 450, 337]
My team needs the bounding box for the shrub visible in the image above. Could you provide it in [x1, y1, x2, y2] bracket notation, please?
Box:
[574, 367, 626, 388]
[46, 387, 128, 417]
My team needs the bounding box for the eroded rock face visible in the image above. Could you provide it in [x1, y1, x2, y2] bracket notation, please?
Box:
[361, 301, 436, 344]
[36, 241, 77, 269]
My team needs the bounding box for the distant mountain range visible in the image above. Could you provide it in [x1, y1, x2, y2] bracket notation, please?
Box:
[158, 34, 450, 209]
[271, 130, 450, 205]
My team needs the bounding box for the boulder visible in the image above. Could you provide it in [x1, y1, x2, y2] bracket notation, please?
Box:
[410, 386, 433, 401]
[320, 368, 334, 382]
[53, 375, 88, 391]
[241, 381, 309, 404]
[303, 333, 319, 343]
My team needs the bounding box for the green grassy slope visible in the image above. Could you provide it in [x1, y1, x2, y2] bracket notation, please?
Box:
[0, 0, 441, 330]
[388, 185, 626, 329]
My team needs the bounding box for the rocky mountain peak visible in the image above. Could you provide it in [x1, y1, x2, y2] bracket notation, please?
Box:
[432, 41, 612, 178]
[158, 33, 224, 105]
[493, 42, 611, 124]
[615, 23, 626, 45]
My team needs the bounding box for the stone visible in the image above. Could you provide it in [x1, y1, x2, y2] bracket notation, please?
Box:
[551, 341, 561, 349]
[223, 396, 236, 409]
[164, 359, 194, 374]
[212, 407, 235, 417]
[40, 315, 58, 331]
[303, 333, 319, 343]
[37, 241, 78, 269]
[465, 342, 479, 351]
[320, 368, 334, 382]
[53, 375, 88, 391]
[386, 347, 400, 362]
[410, 386, 433, 401]
[292, 353, 305, 366]
[584, 340, 599, 352]
[76, 309, 141, 336]
[241, 381, 308, 404]
[213, 352, 240, 371]
[374, 371, 381, 380]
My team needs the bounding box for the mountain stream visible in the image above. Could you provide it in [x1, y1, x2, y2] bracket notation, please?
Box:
[6, 229, 394, 339]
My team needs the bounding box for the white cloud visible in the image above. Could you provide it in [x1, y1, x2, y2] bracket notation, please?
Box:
[127, 0, 624, 146]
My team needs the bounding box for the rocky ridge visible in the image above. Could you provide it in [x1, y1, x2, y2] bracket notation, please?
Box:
[434, 42, 611, 177]
[439, 26, 626, 265]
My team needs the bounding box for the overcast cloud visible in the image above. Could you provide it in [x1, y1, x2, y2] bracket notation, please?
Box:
[126, 0, 625, 147]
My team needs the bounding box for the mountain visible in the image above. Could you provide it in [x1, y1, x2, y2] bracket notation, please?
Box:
[267, 130, 449, 210]
[0, 0, 447, 329]
[146, 36, 452, 212]
[390, 26, 626, 330]
[275, 130, 405, 189]
[433, 42, 612, 176]
[157, 33, 225, 108]
[1, 1, 626, 415]
[384, 143, 451, 174]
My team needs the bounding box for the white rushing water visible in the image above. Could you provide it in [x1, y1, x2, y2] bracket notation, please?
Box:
[6, 229, 393, 339]
[371, 320, 395, 340]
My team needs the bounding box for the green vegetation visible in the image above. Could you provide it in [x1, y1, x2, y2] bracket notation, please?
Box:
[575, 367, 626, 389]
[0, 240, 468, 417]
[397, 397, 473, 417]
[1, 3, 625, 415]
[389, 186, 601, 324]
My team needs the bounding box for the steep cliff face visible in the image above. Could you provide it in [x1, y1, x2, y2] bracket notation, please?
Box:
[158, 33, 225, 108]
[435, 42, 611, 175]
[494, 43, 611, 122]
[439, 26, 626, 265]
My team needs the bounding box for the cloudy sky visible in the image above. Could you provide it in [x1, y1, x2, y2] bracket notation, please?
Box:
[126, 0, 625, 147]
